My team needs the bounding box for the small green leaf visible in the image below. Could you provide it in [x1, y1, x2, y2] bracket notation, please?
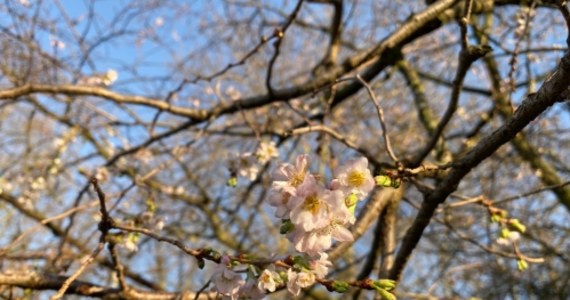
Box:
[375, 175, 393, 187]
[345, 193, 358, 207]
[280, 219, 295, 234]
[196, 257, 205, 269]
[500, 228, 511, 239]
[292, 255, 311, 270]
[517, 259, 528, 271]
[375, 287, 397, 300]
[509, 219, 526, 233]
[145, 198, 157, 213]
[208, 249, 222, 261]
[391, 179, 401, 188]
[227, 176, 238, 187]
[129, 232, 140, 242]
[345, 194, 358, 214]
[490, 214, 502, 223]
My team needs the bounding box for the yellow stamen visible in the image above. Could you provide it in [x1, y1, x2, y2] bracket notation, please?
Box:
[347, 170, 365, 187]
[303, 194, 320, 215]
[290, 172, 305, 187]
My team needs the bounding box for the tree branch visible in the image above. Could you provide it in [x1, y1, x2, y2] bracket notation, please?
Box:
[389, 50, 570, 281]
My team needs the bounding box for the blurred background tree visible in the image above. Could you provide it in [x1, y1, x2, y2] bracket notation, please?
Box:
[0, 0, 569, 299]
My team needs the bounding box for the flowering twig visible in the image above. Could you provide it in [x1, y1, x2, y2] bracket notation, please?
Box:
[507, 1, 537, 111]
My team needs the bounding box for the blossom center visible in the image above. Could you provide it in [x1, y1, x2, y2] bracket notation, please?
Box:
[347, 170, 365, 187]
[260, 273, 271, 283]
[290, 172, 305, 187]
[303, 194, 321, 215]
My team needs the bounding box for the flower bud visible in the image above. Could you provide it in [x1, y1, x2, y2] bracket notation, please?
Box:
[331, 280, 350, 293]
[508, 219, 526, 233]
[374, 279, 397, 291]
[517, 259, 528, 271]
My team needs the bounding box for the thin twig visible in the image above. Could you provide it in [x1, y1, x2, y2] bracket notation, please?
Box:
[410, 45, 491, 167]
[50, 239, 106, 300]
[108, 243, 130, 294]
[150, 32, 279, 135]
[557, 1, 570, 47]
[51, 178, 113, 299]
[460, 0, 474, 48]
[265, 0, 304, 95]
[193, 280, 211, 300]
[0, 201, 98, 256]
[286, 124, 376, 161]
[355, 74, 399, 163]
[494, 180, 570, 205]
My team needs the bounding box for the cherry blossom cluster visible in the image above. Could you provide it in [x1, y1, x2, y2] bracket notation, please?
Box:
[268, 154, 375, 256]
[210, 254, 332, 299]
[210, 154, 377, 299]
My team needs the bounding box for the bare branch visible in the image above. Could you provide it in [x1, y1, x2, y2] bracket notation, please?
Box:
[390, 50, 570, 281]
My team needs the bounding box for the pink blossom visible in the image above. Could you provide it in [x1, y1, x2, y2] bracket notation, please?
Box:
[286, 269, 315, 296]
[309, 253, 332, 278]
[333, 157, 375, 198]
[239, 278, 265, 299]
[271, 154, 309, 191]
[288, 219, 354, 256]
[267, 155, 309, 218]
[288, 175, 347, 231]
[267, 188, 293, 218]
[258, 269, 279, 292]
[211, 256, 245, 300]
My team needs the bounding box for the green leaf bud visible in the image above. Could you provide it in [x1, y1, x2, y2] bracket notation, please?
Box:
[280, 219, 295, 234]
[331, 280, 350, 293]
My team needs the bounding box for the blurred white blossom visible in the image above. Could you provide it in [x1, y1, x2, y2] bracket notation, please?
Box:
[154, 17, 164, 27]
[0, 178, 13, 194]
[49, 35, 66, 49]
[258, 269, 279, 292]
[239, 278, 265, 300]
[123, 238, 139, 253]
[78, 69, 118, 86]
[497, 231, 521, 246]
[286, 269, 315, 296]
[256, 141, 278, 164]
